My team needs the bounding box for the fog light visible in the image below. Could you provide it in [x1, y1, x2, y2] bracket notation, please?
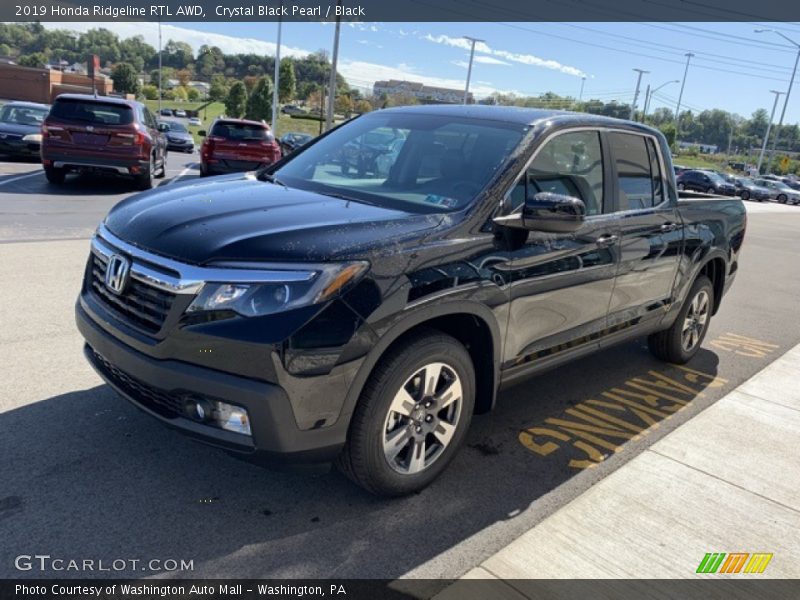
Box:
[213, 401, 252, 436]
[184, 396, 214, 422]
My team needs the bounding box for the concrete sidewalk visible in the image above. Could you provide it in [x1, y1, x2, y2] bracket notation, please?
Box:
[436, 343, 800, 596]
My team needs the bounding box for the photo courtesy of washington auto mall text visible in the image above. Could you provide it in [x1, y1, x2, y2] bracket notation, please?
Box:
[1, 0, 800, 599]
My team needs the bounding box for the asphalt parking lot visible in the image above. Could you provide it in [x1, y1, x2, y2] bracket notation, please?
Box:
[1, 160, 799, 583]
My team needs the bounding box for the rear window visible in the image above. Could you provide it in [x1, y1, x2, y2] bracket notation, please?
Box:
[0, 104, 48, 125]
[211, 122, 273, 141]
[50, 99, 133, 126]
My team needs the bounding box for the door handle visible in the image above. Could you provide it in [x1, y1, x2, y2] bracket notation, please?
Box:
[596, 234, 619, 248]
[660, 222, 678, 233]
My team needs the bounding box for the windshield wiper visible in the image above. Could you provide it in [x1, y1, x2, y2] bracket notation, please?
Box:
[259, 171, 288, 189]
[317, 190, 379, 207]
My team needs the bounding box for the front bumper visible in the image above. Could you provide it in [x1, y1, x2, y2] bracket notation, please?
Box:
[76, 300, 349, 465]
[167, 139, 194, 152]
[0, 139, 40, 157]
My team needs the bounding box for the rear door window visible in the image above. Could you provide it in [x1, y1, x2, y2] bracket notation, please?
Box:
[608, 132, 663, 210]
[50, 99, 133, 126]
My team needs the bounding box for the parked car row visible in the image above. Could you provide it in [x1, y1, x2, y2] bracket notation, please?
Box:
[673, 167, 800, 205]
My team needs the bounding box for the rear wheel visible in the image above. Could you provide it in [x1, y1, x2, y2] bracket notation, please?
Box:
[706, 186, 715, 194]
[741, 190, 750, 201]
[677, 182, 685, 191]
[337, 331, 475, 496]
[44, 165, 66, 184]
[778, 194, 787, 203]
[134, 154, 155, 190]
[155, 151, 167, 179]
[648, 275, 714, 364]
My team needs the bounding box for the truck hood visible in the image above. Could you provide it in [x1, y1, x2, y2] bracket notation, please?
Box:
[104, 173, 443, 264]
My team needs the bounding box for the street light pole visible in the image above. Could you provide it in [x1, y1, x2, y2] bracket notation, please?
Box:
[674, 52, 694, 137]
[271, 7, 282, 134]
[157, 20, 162, 113]
[643, 79, 680, 122]
[579, 76, 586, 102]
[755, 29, 800, 173]
[629, 68, 649, 120]
[757, 90, 785, 174]
[463, 36, 484, 105]
[325, 1, 341, 132]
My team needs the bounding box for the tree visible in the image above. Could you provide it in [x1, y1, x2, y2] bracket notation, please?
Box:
[335, 93, 354, 117]
[163, 40, 193, 69]
[119, 35, 155, 73]
[246, 76, 273, 121]
[173, 86, 189, 101]
[187, 87, 200, 101]
[141, 84, 158, 100]
[17, 52, 48, 68]
[175, 67, 194, 87]
[111, 62, 140, 95]
[354, 99, 372, 114]
[659, 123, 677, 148]
[225, 81, 248, 118]
[208, 74, 230, 102]
[279, 59, 297, 103]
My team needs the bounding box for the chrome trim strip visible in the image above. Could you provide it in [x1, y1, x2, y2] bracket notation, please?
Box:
[93, 224, 316, 295]
[54, 161, 129, 174]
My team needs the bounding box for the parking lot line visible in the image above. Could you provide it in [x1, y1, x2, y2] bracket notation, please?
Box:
[170, 163, 197, 185]
[0, 170, 43, 187]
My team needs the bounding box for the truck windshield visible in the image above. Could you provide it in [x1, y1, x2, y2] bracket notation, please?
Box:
[274, 113, 527, 213]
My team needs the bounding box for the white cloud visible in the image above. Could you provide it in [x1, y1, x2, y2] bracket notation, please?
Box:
[423, 33, 586, 78]
[475, 56, 511, 66]
[41, 21, 310, 59]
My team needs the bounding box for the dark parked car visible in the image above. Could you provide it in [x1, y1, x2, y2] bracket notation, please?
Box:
[159, 108, 174, 117]
[0, 101, 49, 159]
[159, 120, 195, 153]
[279, 132, 313, 155]
[76, 106, 746, 496]
[199, 118, 281, 176]
[676, 169, 736, 195]
[41, 94, 167, 190]
[281, 104, 306, 115]
[732, 177, 769, 202]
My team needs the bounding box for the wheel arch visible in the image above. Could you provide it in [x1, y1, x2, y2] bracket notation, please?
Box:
[341, 302, 502, 423]
[697, 254, 726, 315]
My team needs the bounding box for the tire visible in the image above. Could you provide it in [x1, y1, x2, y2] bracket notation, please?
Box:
[778, 194, 787, 203]
[337, 330, 475, 497]
[155, 152, 167, 179]
[706, 186, 715, 194]
[741, 190, 750, 201]
[134, 154, 155, 190]
[44, 165, 66, 184]
[677, 183, 685, 191]
[648, 275, 714, 364]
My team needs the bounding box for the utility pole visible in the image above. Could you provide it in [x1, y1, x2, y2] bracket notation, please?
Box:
[463, 36, 484, 105]
[642, 84, 650, 121]
[271, 6, 282, 134]
[325, 0, 341, 132]
[629, 68, 649, 121]
[157, 20, 162, 113]
[579, 76, 586, 102]
[755, 29, 800, 173]
[757, 90, 784, 175]
[674, 52, 694, 138]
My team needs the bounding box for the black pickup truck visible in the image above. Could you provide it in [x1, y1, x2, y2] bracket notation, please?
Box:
[76, 106, 746, 496]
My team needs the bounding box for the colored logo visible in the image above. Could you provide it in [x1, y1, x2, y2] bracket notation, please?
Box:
[696, 552, 773, 574]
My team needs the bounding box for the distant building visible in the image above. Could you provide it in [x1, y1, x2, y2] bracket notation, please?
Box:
[0, 62, 112, 103]
[373, 79, 471, 104]
[188, 81, 210, 98]
[678, 141, 719, 154]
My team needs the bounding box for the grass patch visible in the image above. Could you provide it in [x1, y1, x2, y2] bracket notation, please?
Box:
[672, 154, 726, 170]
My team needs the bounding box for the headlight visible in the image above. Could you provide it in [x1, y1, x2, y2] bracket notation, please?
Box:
[23, 133, 42, 142]
[186, 261, 369, 317]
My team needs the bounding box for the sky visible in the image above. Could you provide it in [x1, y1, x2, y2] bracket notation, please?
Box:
[41, 20, 800, 124]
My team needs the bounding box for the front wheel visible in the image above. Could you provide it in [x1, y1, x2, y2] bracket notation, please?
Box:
[706, 186, 715, 194]
[648, 275, 714, 364]
[337, 331, 475, 496]
[677, 182, 686, 191]
[741, 190, 750, 201]
[778, 194, 787, 203]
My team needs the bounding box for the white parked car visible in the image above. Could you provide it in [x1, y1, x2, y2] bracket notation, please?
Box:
[754, 178, 800, 204]
[188, 117, 201, 126]
[175, 109, 187, 118]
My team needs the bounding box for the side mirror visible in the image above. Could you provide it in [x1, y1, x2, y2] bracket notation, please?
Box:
[198, 130, 207, 137]
[494, 192, 586, 233]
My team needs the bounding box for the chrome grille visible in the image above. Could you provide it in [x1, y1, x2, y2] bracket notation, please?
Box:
[89, 254, 175, 333]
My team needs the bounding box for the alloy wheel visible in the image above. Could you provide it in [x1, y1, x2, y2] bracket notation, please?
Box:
[682, 290, 710, 352]
[382, 362, 463, 475]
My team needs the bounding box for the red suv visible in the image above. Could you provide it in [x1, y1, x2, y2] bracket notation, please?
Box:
[199, 118, 281, 176]
[41, 94, 168, 190]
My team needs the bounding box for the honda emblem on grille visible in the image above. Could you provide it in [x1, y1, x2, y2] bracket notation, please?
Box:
[105, 254, 131, 295]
